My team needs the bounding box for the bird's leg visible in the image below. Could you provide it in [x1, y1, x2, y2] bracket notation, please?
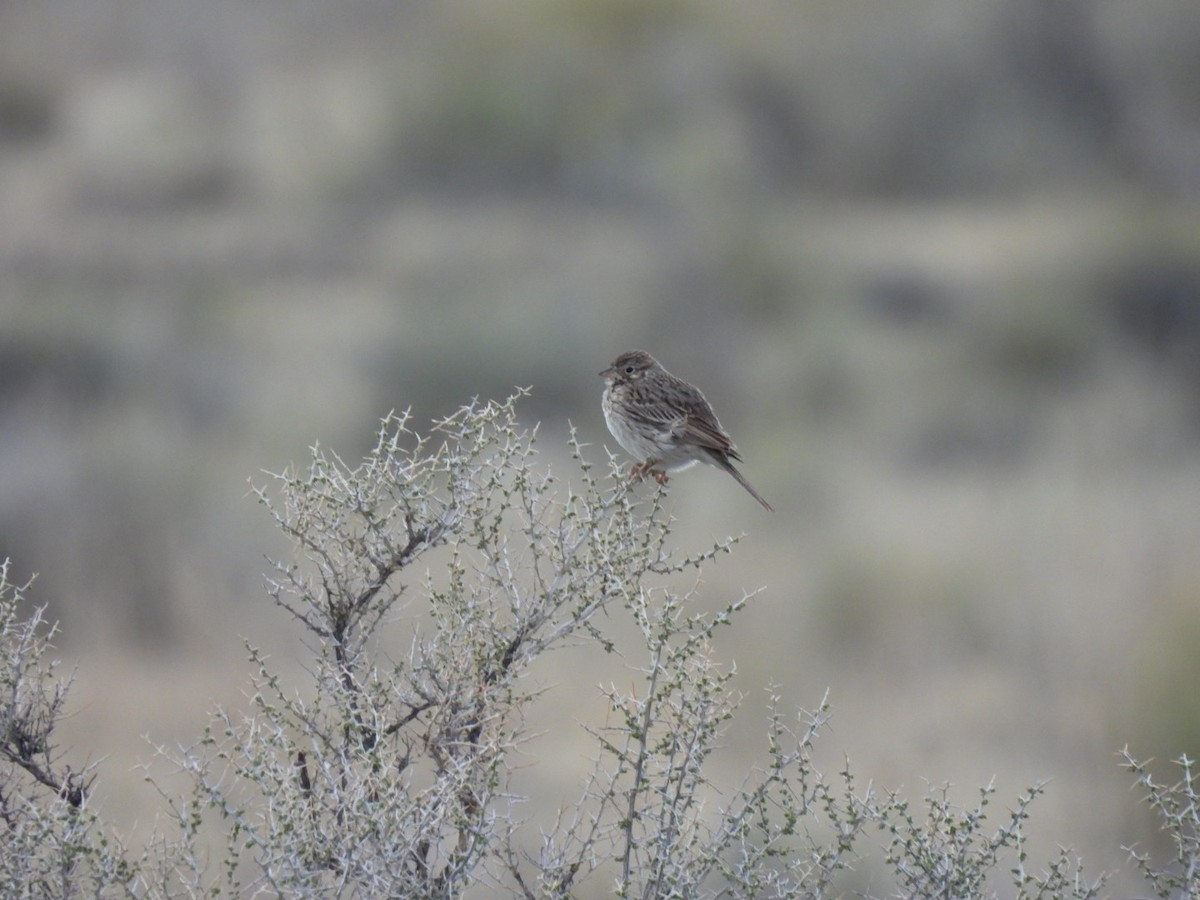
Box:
[629, 460, 660, 483]
[653, 470, 670, 485]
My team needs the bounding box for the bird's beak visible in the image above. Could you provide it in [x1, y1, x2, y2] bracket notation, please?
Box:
[599, 366, 616, 378]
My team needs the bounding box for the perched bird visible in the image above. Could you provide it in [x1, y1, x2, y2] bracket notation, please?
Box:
[600, 350, 773, 511]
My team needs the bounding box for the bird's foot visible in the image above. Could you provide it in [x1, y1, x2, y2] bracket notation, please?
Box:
[628, 461, 666, 484]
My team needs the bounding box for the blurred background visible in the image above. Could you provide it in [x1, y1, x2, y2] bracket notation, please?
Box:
[2, 0, 1200, 890]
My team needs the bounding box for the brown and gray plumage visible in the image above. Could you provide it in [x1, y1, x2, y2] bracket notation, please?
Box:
[600, 350, 773, 511]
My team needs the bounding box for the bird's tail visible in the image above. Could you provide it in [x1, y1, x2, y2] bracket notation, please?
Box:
[720, 459, 774, 512]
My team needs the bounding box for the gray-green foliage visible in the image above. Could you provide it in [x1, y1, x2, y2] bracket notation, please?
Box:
[1120, 749, 1200, 900]
[0, 393, 1193, 897]
[0, 562, 136, 897]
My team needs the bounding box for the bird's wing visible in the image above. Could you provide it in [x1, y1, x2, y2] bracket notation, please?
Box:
[623, 393, 685, 429]
[680, 416, 741, 460]
[670, 381, 741, 460]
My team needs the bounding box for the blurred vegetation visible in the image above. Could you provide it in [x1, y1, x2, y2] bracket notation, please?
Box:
[1, 0, 1199, 890]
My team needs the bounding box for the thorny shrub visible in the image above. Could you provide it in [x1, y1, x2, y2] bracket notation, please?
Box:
[0, 393, 1193, 897]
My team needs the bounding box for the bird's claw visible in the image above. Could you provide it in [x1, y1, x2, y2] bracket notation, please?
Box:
[628, 461, 670, 486]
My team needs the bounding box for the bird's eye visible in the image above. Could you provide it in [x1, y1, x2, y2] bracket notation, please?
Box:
[625, 365, 635, 374]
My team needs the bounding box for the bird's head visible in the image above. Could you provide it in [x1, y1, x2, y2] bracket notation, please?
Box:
[600, 350, 659, 384]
